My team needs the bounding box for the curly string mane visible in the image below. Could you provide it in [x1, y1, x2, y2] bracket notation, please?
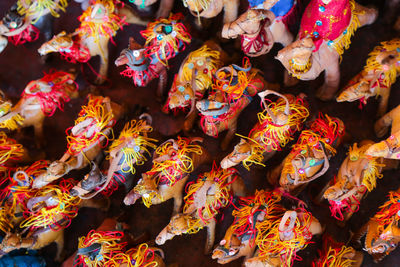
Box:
[363, 39, 400, 93]
[22, 70, 78, 116]
[255, 209, 313, 267]
[183, 166, 237, 226]
[20, 179, 81, 231]
[373, 191, 400, 234]
[107, 119, 157, 175]
[110, 243, 158, 267]
[142, 13, 191, 66]
[17, 0, 68, 23]
[241, 96, 309, 169]
[313, 237, 356, 267]
[66, 96, 115, 156]
[231, 190, 285, 247]
[0, 132, 25, 173]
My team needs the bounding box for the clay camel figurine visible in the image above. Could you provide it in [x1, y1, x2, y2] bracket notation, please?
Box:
[183, 0, 239, 25]
[276, 0, 378, 100]
[323, 141, 398, 222]
[222, 8, 294, 57]
[155, 166, 246, 254]
[221, 91, 309, 170]
[32, 95, 125, 189]
[365, 105, 400, 160]
[164, 41, 228, 132]
[38, 0, 147, 84]
[115, 14, 191, 100]
[0, 179, 108, 261]
[196, 59, 278, 150]
[70, 115, 157, 199]
[311, 236, 364, 267]
[337, 38, 400, 116]
[124, 137, 211, 217]
[352, 188, 400, 262]
[0, 0, 67, 53]
[212, 190, 285, 264]
[268, 114, 345, 195]
[0, 70, 78, 147]
[244, 209, 323, 267]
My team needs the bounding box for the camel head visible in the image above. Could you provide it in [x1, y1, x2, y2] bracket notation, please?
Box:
[32, 160, 68, 188]
[115, 37, 145, 67]
[38, 31, 73, 56]
[276, 37, 315, 73]
[221, 138, 252, 169]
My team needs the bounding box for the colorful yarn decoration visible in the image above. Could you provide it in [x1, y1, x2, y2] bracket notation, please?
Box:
[255, 208, 313, 267]
[183, 165, 238, 227]
[66, 95, 115, 156]
[363, 39, 400, 94]
[373, 191, 400, 234]
[7, 24, 40, 45]
[21, 70, 78, 116]
[20, 179, 81, 231]
[17, 0, 68, 23]
[134, 177, 162, 208]
[241, 20, 269, 56]
[107, 119, 157, 175]
[110, 243, 158, 267]
[141, 13, 191, 66]
[59, 41, 91, 63]
[241, 96, 309, 169]
[230, 190, 285, 247]
[328, 185, 366, 221]
[74, 230, 126, 267]
[182, 0, 211, 19]
[146, 137, 203, 187]
[78, 0, 126, 59]
[119, 61, 158, 87]
[282, 114, 344, 181]
[213, 58, 258, 101]
[0, 101, 24, 130]
[313, 238, 356, 267]
[299, 0, 361, 57]
[0, 132, 25, 172]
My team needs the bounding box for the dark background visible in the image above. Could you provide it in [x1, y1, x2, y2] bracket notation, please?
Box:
[0, 0, 399, 266]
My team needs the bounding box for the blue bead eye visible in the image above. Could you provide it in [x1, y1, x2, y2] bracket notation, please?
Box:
[134, 146, 140, 152]
[215, 102, 221, 108]
[178, 86, 185, 92]
[184, 94, 190, 100]
[157, 34, 163, 40]
[316, 20, 322, 26]
[164, 25, 172, 34]
[188, 63, 194, 69]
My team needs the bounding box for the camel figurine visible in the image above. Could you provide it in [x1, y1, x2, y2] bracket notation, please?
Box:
[352, 188, 400, 262]
[124, 137, 211, 217]
[312, 237, 364, 267]
[73, 229, 165, 266]
[196, 59, 278, 150]
[222, 7, 294, 57]
[183, 0, 239, 25]
[164, 42, 228, 132]
[220, 91, 309, 170]
[365, 105, 400, 160]
[323, 141, 398, 222]
[269, 114, 345, 195]
[155, 166, 247, 254]
[70, 115, 157, 199]
[0, 0, 68, 53]
[337, 39, 400, 116]
[0, 131, 31, 177]
[212, 190, 285, 264]
[38, 0, 147, 84]
[244, 209, 323, 267]
[0, 178, 108, 261]
[276, 0, 378, 100]
[115, 13, 191, 100]
[0, 70, 78, 147]
[32, 95, 125, 189]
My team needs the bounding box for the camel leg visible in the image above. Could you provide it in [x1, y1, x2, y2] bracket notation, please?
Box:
[205, 220, 216, 254]
[316, 56, 340, 101]
[377, 87, 390, 117]
[172, 191, 183, 216]
[157, 67, 168, 102]
[54, 233, 65, 262]
[270, 20, 293, 47]
[374, 109, 395, 137]
[284, 70, 299, 87]
[221, 123, 237, 151]
[34, 121, 45, 148]
[222, 0, 239, 23]
[354, 3, 378, 27]
[183, 111, 198, 133]
[157, 0, 174, 18]
[95, 53, 109, 85]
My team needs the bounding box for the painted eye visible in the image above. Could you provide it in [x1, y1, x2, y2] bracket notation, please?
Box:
[228, 248, 236, 255]
[178, 86, 185, 92]
[171, 151, 177, 157]
[171, 31, 177, 37]
[184, 94, 190, 100]
[133, 50, 140, 57]
[219, 239, 226, 246]
[10, 21, 17, 29]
